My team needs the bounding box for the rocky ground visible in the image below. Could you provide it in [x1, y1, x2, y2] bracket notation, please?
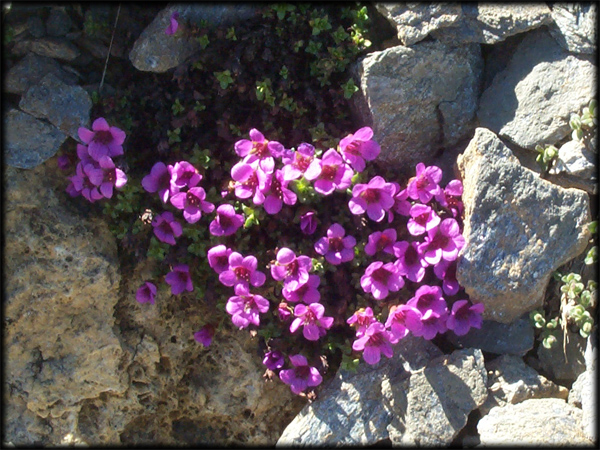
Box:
[3, 2, 598, 447]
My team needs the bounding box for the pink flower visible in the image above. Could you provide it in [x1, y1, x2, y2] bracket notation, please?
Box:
[70, 161, 103, 203]
[405, 308, 448, 340]
[346, 307, 376, 337]
[385, 304, 422, 343]
[393, 240, 428, 283]
[406, 203, 440, 236]
[78, 117, 126, 161]
[231, 160, 268, 205]
[391, 183, 411, 217]
[281, 143, 321, 181]
[446, 300, 484, 336]
[420, 218, 465, 265]
[270, 248, 312, 290]
[225, 285, 270, 329]
[406, 285, 448, 316]
[364, 228, 397, 257]
[278, 301, 293, 321]
[314, 223, 356, 265]
[435, 179, 464, 218]
[300, 211, 318, 235]
[338, 126, 381, 172]
[165, 264, 193, 295]
[152, 211, 183, 245]
[218, 252, 266, 290]
[304, 148, 353, 195]
[433, 259, 460, 296]
[263, 350, 285, 370]
[165, 11, 179, 35]
[348, 175, 396, 222]
[282, 274, 321, 304]
[260, 169, 297, 214]
[170, 186, 215, 224]
[142, 162, 174, 203]
[290, 303, 334, 341]
[88, 155, 127, 199]
[279, 354, 323, 395]
[235, 128, 284, 174]
[136, 281, 157, 304]
[406, 163, 442, 203]
[209, 204, 244, 236]
[360, 261, 404, 300]
[170, 161, 202, 192]
[57, 154, 71, 171]
[207, 245, 232, 274]
[352, 322, 394, 365]
[194, 324, 215, 347]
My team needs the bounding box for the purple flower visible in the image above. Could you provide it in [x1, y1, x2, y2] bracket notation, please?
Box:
[142, 162, 174, 203]
[314, 223, 356, 265]
[282, 274, 321, 304]
[136, 281, 157, 304]
[218, 252, 266, 290]
[278, 302, 293, 321]
[209, 204, 244, 236]
[279, 354, 323, 395]
[281, 143, 321, 181]
[76, 143, 95, 167]
[78, 117, 126, 161]
[290, 303, 334, 341]
[435, 179, 464, 218]
[405, 308, 448, 340]
[446, 300, 484, 336]
[271, 248, 312, 290]
[71, 161, 103, 203]
[225, 284, 270, 329]
[360, 261, 404, 300]
[346, 307, 376, 337]
[385, 304, 422, 343]
[207, 244, 232, 274]
[231, 160, 268, 205]
[57, 154, 71, 171]
[170, 186, 215, 224]
[300, 211, 317, 235]
[391, 183, 412, 217]
[152, 211, 183, 245]
[364, 228, 397, 257]
[352, 322, 394, 365]
[406, 203, 440, 236]
[260, 169, 297, 214]
[235, 128, 284, 174]
[165, 11, 179, 35]
[406, 163, 443, 203]
[165, 264, 193, 295]
[338, 126, 381, 172]
[348, 175, 396, 222]
[194, 324, 215, 347]
[420, 218, 465, 265]
[433, 259, 460, 296]
[406, 285, 448, 316]
[263, 350, 285, 370]
[393, 240, 428, 283]
[304, 148, 353, 195]
[88, 155, 127, 199]
[170, 161, 202, 193]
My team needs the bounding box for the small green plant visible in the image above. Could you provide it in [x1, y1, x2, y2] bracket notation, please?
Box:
[535, 144, 558, 174]
[214, 70, 234, 90]
[530, 309, 560, 349]
[256, 78, 276, 107]
[167, 127, 182, 144]
[226, 26, 237, 41]
[341, 79, 359, 99]
[570, 99, 597, 141]
[172, 98, 185, 115]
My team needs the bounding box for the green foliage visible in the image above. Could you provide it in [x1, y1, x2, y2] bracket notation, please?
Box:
[535, 144, 558, 173]
[196, 34, 210, 49]
[167, 127, 182, 144]
[341, 79, 359, 99]
[147, 236, 169, 261]
[214, 70, 234, 89]
[226, 26, 237, 41]
[570, 99, 597, 141]
[256, 78, 276, 107]
[171, 98, 185, 115]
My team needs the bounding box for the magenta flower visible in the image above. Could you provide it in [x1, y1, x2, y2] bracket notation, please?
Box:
[314, 223, 356, 265]
[435, 179, 464, 218]
[420, 218, 465, 265]
[385, 304, 422, 343]
[338, 126, 381, 172]
[170, 186, 215, 224]
[71, 161, 103, 203]
[300, 211, 318, 235]
[78, 117, 126, 161]
[278, 301, 293, 321]
[360, 261, 404, 300]
[234, 128, 284, 174]
[170, 161, 202, 193]
[136, 281, 157, 304]
[194, 324, 215, 347]
[76, 143, 95, 167]
[364, 228, 397, 256]
[282, 274, 321, 304]
[142, 162, 174, 203]
[304, 148, 353, 195]
[406, 285, 448, 316]
[406, 163, 443, 203]
[207, 244, 232, 274]
[407, 203, 440, 236]
[225, 284, 270, 329]
[231, 160, 268, 205]
[405, 308, 448, 340]
[209, 204, 244, 236]
[346, 307, 376, 337]
[151, 211, 183, 245]
[391, 183, 412, 217]
[219, 252, 266, 290]
[260, 169, 297, 214]
[352, 322, 394, 365]
[290, 303, 334, 341]
[165, 11, 179, 35]
[88, 155, 127, 199]
[348, 175, 396, 222]
[281, 143, 321, 181]
[279, 354, 323, 395]
[393, 240, 428, 283]
[165, 264, 193, 295]
[446, 300, 484, 336]
[57, 154, 71, 171]
[270, 248, 312, 290]
[263, 350, 285, 370]
[433, 259, 460, 296]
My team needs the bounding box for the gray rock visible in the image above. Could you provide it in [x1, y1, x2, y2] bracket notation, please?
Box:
[477, 28, 596, 150]
[477, 398, 593, 446]
[4, 53, 79, 95]
[19, 73, 91, 141]
[446, 314, 534, 356]
[549, 3, 597, 55]
[26, 15, 46, 38]
[46, 7, 72, 37]
[129, 3, 259, 72]
[537, 328, 587, 383]
[456, 128, 591, 323]
[480, 354, 569, 416]
[374, 3, 462, 46]
[13, 36, 81, 61]
[548, 139, 598, 195]
[432, 3, 552, 45]
[4, 109, 67, 169]
[351, 41, 482, 172]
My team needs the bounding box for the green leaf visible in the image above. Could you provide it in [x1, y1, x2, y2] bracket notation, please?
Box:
[584, 246, 597, 265]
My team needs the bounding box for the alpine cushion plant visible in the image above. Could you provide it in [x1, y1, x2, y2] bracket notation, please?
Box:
[348, 175, 396, 222]
[279, 354, 323, 395]
[226, 285, 270, 329]
[289, 302, 334, 341]
[136, 281, 157, 304]
[314, 223, 356, 265]
[142, 162, 174, 203]
[78, 117, 126, 161]
[338, 126, 381, 172]
[165, 264, 194, 295]
[152, 211, 183, 245]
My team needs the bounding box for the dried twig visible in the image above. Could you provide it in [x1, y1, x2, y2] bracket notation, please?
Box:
[99, 3, 121, 95]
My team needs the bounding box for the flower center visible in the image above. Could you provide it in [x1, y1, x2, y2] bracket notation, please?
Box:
[303, 309, 316, 324]
[376, 234, 391, 252]
[186, 191, 200, 207]
[429, 231, 450, 250]
[371, 267, 390, 284]
[243, 295, 256, 313]
[106, 169, 116, 183]
[416, 174, 428, 189]
[295, 154, 311, 172]
[320, 164, 337, 181]
[286, 259, 298, 277]
[271, 177, 283, 199]
[328, 237, 344, 252]
[404, 245, 419, 266]
[295, 282, 309, 298]
[251, 141, 269, 159]
[415, 212, 429, 226]
[361, 188, 380, 204]
[234, 267, 250, 282]
[242, 172, 258, 190]
[417, 293, 436, 309]
[94, 130, 113, 145]
[345, 141, 361, 155]
[218, 213, 232, 229]
[158, 221, 173, 234]
[295, 365, 310, 379]
[368, 331, 385, 347]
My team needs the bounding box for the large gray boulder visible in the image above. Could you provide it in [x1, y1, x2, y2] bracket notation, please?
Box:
[549, 3, 597, 55]
[5, 53, 79, 95]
